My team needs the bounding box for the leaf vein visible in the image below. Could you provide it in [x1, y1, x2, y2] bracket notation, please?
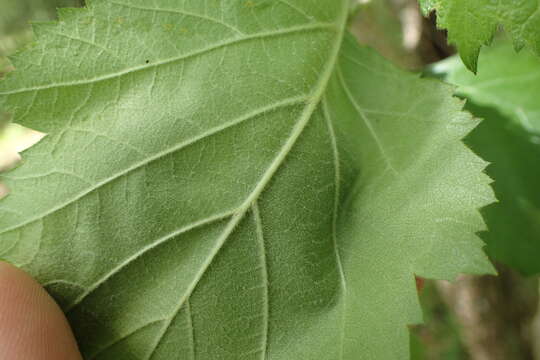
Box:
[64, 210, 235, 313]
[88, 320, 165, 359]
[0, 23, 336, 96]
[322, 95, 347, 360]
[337, 65, 398, 175]
[0, 96, 307, 237]
[110, 0, 244, 35]
[186, 299, 196, 360]
[144, 2, 348, 350]
[252, 202, 269, 360]
[275, 0, 313, 21]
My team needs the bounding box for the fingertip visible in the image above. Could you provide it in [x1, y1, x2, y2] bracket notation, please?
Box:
[0, 262, 82, 359]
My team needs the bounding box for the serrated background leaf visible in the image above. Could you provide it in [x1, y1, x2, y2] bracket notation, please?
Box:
[420, 0, 540, 72]
[0, 1, 493, 358]
[433, 41, 540, 275]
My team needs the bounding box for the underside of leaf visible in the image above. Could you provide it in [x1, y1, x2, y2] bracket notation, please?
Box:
[0, 1, 494, 359]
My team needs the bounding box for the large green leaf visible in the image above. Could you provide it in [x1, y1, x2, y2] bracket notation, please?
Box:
[420, 0, 540, 72]
[432, 41, 540, 275]
[0, 1, 493, 358]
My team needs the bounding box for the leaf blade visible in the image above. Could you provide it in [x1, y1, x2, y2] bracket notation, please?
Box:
[0, 1, 494, 359]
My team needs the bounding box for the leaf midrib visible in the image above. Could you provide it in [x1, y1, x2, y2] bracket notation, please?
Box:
[141, 2, 349, 353]
[4, 2, 350, 357]
[0, 21, 344, 235]
[62, 1, 348, 359]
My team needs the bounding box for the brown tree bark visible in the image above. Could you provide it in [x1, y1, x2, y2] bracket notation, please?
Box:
[437, 266, 538, 360]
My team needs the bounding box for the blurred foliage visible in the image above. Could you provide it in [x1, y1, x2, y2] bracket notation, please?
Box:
[350, 0, 455, 70]
[351, 0, 424, 69]
[411, 281, 469, 360]
[0, 0, 83, 59]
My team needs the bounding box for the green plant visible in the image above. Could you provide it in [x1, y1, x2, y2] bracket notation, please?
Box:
[430, 40, 540, 276]
[420, 0, 540, 72]
[0, 1, 539, 359]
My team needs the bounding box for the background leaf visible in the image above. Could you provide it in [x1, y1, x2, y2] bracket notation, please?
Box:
[419, 0, 540, 72]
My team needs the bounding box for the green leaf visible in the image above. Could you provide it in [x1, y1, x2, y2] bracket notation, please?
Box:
[0, 1, 493, 358]
[434, 40, 540, 135]
[432, 41, 540, 275]
[419, 0, 540, 72]
[330, 37, 494, 359]
[466, 104, 540, 276]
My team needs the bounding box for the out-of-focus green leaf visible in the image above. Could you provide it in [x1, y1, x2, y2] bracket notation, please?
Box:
[0, 0, 83, 58]
[350, 0, 424, 69]
[410, 281, 467, 360]
[410, 332, 427, 360]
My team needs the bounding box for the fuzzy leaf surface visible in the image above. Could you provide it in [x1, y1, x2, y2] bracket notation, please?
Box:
[0, 1, 493, 358]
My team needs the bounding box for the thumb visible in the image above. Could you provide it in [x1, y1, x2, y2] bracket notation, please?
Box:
[0, 261, 82, 360]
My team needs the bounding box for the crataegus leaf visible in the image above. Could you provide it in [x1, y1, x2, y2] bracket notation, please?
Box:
[0, 1, 493, 359]
[433, 41, 540, 275]
[331, 36, 494, 359]
[420, 0, 540, 72]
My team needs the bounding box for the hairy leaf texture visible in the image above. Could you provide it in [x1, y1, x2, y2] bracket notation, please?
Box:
[433, 41, 540, 275]
[0, 1, 493, 359]
[420, 0, 540, 72]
